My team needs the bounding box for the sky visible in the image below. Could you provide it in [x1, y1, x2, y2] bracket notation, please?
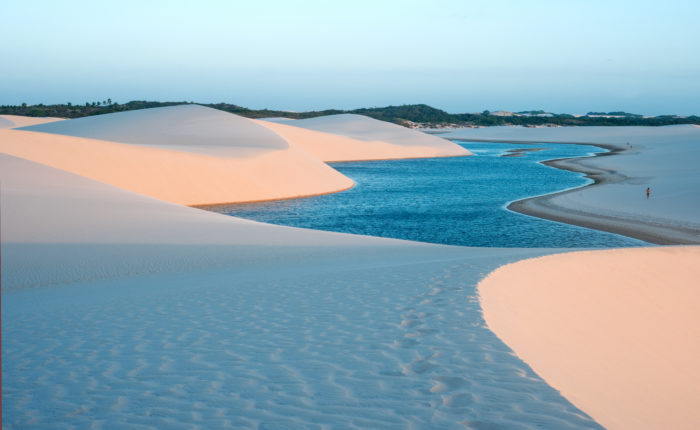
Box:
[2, 0, 699, 115]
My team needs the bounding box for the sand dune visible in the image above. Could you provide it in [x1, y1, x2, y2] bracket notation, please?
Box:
[1, 154, 602, 429]
[436, 123, 700, 147]
[0, 153, 383, 288]
[261, 114, 471, 161]
[0, 129, 352, 206]
[3, 115, 698, 428]
[7, 106, 471, 205]
[0, 114, 64, 129]
[3, 106, 354, 205]
[0, 153, 380, 248]
[479, 247, 700, 430]
[20, 104, 288, 157]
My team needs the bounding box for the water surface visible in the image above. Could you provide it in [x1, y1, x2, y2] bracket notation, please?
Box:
[207, 142, 647, 248]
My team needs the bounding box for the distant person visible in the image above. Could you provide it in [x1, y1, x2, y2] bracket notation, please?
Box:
[646, 187, 651, 199]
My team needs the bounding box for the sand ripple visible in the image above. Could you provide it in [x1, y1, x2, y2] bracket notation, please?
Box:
[3, 253, 601, 428]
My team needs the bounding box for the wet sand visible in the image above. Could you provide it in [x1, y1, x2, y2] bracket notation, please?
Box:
[442, 126, 700, 244]
[509, 149, 700, 245]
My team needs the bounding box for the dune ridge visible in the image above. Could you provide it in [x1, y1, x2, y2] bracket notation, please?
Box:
[0, 114, 64, 129]
[0, 128, 353, 206]
[5, 105, 359, 205]
[261, 114, 471, 161]
[8, 105, 471, 205]
[19, 104, 288, 157]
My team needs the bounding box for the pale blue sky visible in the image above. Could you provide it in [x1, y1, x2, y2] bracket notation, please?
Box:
[2, 0, 699, 115]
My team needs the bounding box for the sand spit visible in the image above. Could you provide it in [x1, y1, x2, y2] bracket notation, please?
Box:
[261, 114, 471, 161]
[479, 246, 700, 430]
[0, 114, 64, 129]
[5, 106, 354, 205]
[440, 125, 700, 244]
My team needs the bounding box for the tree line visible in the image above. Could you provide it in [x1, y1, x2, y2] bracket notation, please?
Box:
[1, 101, 698, 127]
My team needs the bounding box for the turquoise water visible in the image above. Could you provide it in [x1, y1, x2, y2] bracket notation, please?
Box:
[207, 142, 647, 248]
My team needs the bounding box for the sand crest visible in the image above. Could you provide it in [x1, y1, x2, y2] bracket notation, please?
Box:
[261, 114, 471, 161]
[6, 106, 470, 205]
[19, 104, 288, 157]
[0, 129, 352, 206]
[3, 106, 355, 205]
[479, 246, 700, 430]
[0, 114, 64, 129]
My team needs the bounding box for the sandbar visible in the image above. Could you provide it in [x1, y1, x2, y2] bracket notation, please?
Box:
[440, 125, 700, 244]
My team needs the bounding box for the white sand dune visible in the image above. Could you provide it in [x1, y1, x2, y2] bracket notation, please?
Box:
[0, 114, 64, 129]
[435, 123, 700, 147]
[3, 106, 354, 205]
[3, 115, 699, 428]
[20, 104, 289, 157]
[479, 247, 700, 430]
[0, 153, 385, 288]
[261, 114, 471, 161]
[0, 153, 364, 248]
[0, 154, 600, 429]
[440, 125, 700, 243]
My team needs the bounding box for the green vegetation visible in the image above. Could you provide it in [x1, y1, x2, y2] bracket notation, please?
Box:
[0, 100, 186, 119]
[1, 101, 698, 127]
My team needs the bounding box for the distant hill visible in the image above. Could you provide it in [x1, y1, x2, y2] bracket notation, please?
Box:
[586, 111, 644, 118]
[1, 101, 698, 127]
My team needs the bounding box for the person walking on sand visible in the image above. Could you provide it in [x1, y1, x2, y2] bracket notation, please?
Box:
[646, 187, 651, 199]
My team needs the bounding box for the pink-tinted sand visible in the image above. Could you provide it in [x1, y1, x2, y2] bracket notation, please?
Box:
[479, 247, 700, 430]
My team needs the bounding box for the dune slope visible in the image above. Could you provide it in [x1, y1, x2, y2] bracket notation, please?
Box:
[20, 104, 288, 157]
[261, 114, 471, 161]
[0, 114, 64, 129]
[4, 106, 354, 205]
[479, 247, 700, 430]
[0, 154, 602, 429]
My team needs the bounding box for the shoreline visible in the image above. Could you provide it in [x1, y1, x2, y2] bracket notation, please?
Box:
[195, 153, 471, 208]
[322, 152, 469, 164]
[450, 137, 620, 148]
[510, 154, 700, 245]
[192, 182, 355, 208]
[454, 138, 700, 245]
